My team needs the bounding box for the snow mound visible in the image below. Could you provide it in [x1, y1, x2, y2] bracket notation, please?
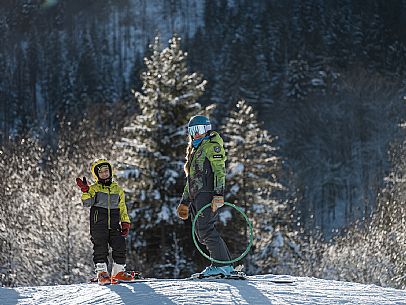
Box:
[1, 274, 405, 305]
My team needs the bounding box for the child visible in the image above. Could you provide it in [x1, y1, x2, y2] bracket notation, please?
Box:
[76, 158, 133, 285]
[177, 115, 234, 278]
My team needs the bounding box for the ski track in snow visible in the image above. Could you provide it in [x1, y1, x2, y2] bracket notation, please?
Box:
[1, 275, 405, 305]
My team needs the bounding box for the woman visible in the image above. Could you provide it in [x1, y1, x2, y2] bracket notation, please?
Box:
[177, 115, 234, 278]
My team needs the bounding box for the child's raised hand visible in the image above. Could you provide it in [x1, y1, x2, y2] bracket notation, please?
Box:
[76, 177, 89, 193]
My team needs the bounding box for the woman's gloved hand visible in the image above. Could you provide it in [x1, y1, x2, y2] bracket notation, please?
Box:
[177, 203, 189, 220]
[211, 196, 224, 212]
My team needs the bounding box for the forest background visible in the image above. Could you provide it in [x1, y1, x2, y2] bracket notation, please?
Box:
[0, 0, 405, 289]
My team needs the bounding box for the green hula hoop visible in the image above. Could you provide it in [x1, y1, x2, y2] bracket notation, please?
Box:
[192, 201, 253, 264]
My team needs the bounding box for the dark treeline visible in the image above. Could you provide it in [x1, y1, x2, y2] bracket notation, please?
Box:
[1, 0, 405, 233]
[1, 0, 406, 288]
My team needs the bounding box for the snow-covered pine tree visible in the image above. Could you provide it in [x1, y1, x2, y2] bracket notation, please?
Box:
[326, 1, 354, 68]
[74, 29, 99, 110]
[115, 35, 207, 278]
[223, 100, 297, 274]
[285, 57, 310, 102]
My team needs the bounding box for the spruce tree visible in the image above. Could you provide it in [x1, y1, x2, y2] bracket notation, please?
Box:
[115, 35, 207, 277]
[285, 57, 311, 102]
[223, 100, 296, 274]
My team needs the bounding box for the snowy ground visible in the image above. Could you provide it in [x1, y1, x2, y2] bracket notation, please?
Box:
[1, 274, 406, 305]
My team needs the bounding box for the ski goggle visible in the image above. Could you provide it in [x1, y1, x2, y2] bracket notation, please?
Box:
[188, 124, 212, 137]
[97, 165, 110, 173]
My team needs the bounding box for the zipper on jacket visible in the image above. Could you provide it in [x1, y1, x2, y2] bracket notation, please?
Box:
[108, 187, 111, 229]
[188, 147, 198, 196]
[94, 209, 98, 224]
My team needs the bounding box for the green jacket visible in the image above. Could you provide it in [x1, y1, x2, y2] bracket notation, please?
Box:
[181, 131, 227, 204]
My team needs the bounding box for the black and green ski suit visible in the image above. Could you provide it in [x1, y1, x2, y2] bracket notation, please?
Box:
[81, 160, 131, 266]
[181, 131, 232, 266]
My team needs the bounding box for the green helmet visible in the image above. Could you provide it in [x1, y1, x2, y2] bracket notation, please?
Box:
[188, 115, 212, 137]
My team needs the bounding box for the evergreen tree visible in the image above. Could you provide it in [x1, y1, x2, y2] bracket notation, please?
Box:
[115, 35, 207, 277]
[362, 7, 385, 71]
[325, 0, 355, 68]
[26, 29, 39, 128]
[0, 49, 9, 143]
[74, 29, 100, 112]
[14, 47, 34, 136]
[43, 29, 63, 147]
[384, 41, 406, 78]
[223, 100, 295, 274]
[285, 57, 311, 102]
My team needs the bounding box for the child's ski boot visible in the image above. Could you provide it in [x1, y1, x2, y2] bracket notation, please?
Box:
[111, 263, 135, 284]
[95, 263, 111, 285]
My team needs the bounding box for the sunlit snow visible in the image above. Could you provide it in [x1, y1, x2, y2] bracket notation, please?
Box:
[1, 275, 406, 305]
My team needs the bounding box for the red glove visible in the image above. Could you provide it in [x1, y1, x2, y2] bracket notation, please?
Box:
[121, 222, 131, 237]
[76, 177, 89, 193]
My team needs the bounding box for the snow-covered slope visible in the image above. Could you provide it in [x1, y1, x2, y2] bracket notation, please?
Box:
[1, 274, 406, 305]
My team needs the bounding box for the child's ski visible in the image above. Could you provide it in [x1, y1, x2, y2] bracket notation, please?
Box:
[111, 271, 143, 284]
[88, 271, 144, 284]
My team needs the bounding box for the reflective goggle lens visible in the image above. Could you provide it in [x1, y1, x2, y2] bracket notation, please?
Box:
[188, 124, 211, 137]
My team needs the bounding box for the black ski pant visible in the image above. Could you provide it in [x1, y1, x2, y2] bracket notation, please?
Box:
[90, 206, 126, 265]
[190, 192, 232, 267]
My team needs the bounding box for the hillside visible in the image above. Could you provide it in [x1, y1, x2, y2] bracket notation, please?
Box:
[1, 274, 405, 305]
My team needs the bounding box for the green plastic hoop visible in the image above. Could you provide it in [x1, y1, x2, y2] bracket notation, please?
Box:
[192, 201, 253, 264]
